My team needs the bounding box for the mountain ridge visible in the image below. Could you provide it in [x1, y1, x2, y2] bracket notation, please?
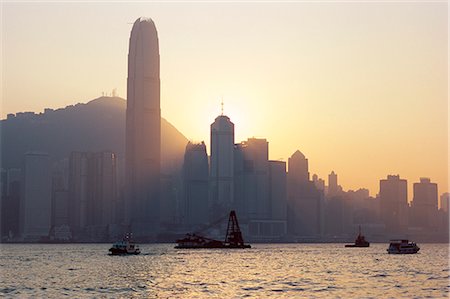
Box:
[1, 96, 188, 174]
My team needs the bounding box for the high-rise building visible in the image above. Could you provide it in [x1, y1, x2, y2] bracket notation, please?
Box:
[68, 152, 89, 232]
[327, 171, 340, 197]
[1, 168, 21, 239]
[68, 151, 117, 240]
[440, 192, 449, 212]
[210, 114, 234, 219]
[288, 150, 309, 183]
[411, 178, 438, 229]
[21, 152, 52, 241]
[234, 139, 287, 239]
[182, 142, 209, 227]
[379, 175, 408, 233]
[235, 138, 269, 220]
[269, 161, 287, 222]
[268, 160, 288, 236]
[312, 174, 325, 192]
[125, 17, 161, 236]
[287, 150, 322, 237]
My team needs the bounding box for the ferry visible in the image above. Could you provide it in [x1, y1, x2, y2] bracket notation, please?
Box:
[387, 239, 420, 254]
[175, 210, 251, 249]
[109, 235, 141, 255]
[345, 226, 370, 247]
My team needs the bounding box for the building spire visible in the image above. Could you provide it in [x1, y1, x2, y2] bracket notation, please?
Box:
[221, 98, 224, 116]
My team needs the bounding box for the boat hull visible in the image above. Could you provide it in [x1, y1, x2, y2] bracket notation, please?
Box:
[387, 248, 419, 254]
[109, 248, 141, 255]
[345, 244, 370, 248]
[175, 244, 251, 249]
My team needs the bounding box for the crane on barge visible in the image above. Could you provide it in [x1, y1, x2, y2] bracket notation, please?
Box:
[175, 210, 251, 249]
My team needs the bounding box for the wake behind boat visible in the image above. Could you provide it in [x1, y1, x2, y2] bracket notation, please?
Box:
[175, 210, 251, 249]
[345, 226, 370, 247]
[109, 234, 140, 255]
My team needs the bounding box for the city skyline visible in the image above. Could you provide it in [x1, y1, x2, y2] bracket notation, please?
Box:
[2, 2, 448, 196]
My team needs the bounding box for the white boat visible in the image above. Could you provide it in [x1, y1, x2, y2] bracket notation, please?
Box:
[387, 239, 420, 254]
[109, 235, 140, 255]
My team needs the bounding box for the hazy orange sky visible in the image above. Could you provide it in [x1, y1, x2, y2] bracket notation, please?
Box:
[2, 1, 448, 198]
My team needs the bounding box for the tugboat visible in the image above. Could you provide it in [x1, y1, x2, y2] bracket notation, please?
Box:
[387, 239, 420, 254]
[175, 210, 251, 249]
[345, 226, 370, 247]
[109, 234, 141, 255]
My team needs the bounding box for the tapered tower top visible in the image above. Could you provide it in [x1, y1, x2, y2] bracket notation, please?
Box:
[128, 17, 159, 80]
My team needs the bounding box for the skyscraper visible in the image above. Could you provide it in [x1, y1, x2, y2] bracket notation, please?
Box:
[126, 17, 161, 236]
[328, 171, 339, 197]
[288, 150, 309, 183]
[21, 152, 52, 241]
[440, 192, 449, 212]
[68, 151, 118, 240]
[210, 114, 234, 219]
[379, 175, 408, 233]
[287, 150, 322, 237]
[411, 178, 438, 229]
[182, 142, 209, 227]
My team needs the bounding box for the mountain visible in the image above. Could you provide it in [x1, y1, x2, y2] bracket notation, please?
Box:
[1, 97, 188, 174]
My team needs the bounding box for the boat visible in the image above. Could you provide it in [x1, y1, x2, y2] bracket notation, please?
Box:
[109, 234, 141, 255]
[387, 239, 420, 254]
[345, 226, 370, 247]
[175, 210, 251, 249]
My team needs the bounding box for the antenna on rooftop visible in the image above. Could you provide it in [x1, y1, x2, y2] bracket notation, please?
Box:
[221, 97, 224, 116]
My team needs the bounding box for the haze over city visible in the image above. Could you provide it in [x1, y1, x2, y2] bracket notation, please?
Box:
[3, 2, 448, 197]
[1, 2, 449, 298]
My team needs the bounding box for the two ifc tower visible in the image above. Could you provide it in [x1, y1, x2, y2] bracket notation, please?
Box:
[125, 17, 161, 236]
[126, 17, 233, 238]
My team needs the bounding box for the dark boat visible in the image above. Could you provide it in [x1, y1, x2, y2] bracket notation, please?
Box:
[387, 239, 420, 254]
[345, 226, 370, 247]
[109, 234, 141, 255]
[175, 210, 251, 249]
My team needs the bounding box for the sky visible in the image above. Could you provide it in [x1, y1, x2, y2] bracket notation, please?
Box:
[1, 1, 448, 198]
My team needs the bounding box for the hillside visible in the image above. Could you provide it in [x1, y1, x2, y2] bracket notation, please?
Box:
[1, 97, 188, 174]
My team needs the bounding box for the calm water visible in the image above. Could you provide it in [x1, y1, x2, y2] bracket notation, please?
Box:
[0, 243, 448, 298]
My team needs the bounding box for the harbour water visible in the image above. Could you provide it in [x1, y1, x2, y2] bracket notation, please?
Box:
[1, 243, 448, 298]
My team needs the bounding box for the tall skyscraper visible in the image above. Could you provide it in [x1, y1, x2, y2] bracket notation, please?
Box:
[236, 138, 270, 220]
[287, 150, 322, 237]
[1, 168, 21, 239]
[379, 175, 408, 233]
[210, 114, 234, 219]
[411, 178, 438, 229]
[68, 151, 118, 240]
[440, 192, 449, 212]
[288, 150, 309, 183]
[125, 17, 161, 236]
[233, 139, 287, 239]
[182, 142, 209, 227]
[327, 171, 339, 197]
[21, 152, 52, 241]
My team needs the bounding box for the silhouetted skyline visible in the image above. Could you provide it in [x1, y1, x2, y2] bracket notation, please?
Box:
[2, 2, 447, 196]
